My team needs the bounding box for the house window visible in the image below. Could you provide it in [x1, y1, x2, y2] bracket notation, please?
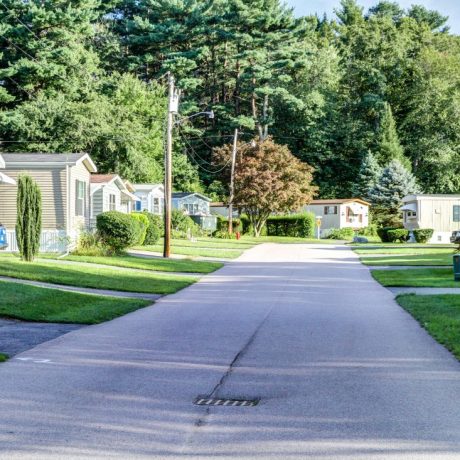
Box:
[75, 180, 86, 217]
[407, 211, 417, 218]
[153, 197, 160, 214]
[324, 206, 337, 215]
[454, 206, 460, 222]
[109, 194, 116, 211]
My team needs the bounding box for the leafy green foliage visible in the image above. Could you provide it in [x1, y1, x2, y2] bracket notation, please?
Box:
[143, 212, 163, 245]
[15, 175, 42, 262]
[413, 228, 434, 244]
[266, 213, 315, 238]
[323, 227, 355, 240]
[130, 212, 149, 245]
[377, 227, 400, 243]
[96, 211, 140, 253]
[387, 228, 409, 243]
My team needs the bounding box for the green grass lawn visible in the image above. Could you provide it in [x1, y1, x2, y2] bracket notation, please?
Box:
[397, 294, 460, 360]
[372, 267, 460, 287]
[0, 259, 195, 294]
[136, 243, 244, 259]
[361, 252, 454, 266]
[353, 244, 455, 255]
[42, 253, 223, 274]
[0, 279, 150, 324]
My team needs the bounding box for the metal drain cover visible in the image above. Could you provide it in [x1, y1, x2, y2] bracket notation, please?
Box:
[194, 397, 259, 407]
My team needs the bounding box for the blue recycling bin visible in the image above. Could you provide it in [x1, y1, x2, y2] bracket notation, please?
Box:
[0, 225, 7, 250]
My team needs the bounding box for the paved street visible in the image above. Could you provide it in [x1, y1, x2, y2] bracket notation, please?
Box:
[0, 244, 459, 459]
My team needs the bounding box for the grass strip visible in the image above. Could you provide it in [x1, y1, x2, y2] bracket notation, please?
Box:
[397, 294, 460, 360]
[0, 259, 195, 294]
[361, 253, 453, 266]
[372, 267, 460, 288]
[0, 279, 150, 324]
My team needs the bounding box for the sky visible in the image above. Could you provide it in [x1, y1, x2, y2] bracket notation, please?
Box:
[286, 0, 460, 33]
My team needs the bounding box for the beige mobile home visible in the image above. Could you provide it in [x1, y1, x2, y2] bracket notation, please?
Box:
[0, 153, 97, 252]
[401, 194, 460, 243]
[305, 199, 370, 235]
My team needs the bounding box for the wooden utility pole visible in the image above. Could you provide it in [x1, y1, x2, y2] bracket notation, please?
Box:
[164, 74, 178, 258]
[228, 128, 238, 234]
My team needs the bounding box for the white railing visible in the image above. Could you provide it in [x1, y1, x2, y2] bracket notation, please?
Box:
[2, 230, 68, 253]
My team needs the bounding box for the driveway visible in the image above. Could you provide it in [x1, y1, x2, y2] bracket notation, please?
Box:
[0, 244, 459, 459]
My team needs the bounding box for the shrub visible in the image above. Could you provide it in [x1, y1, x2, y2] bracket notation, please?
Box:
[215, 215, 242, 233]
[358, 224, 378, 237]
[213, 230, 237, 239]
[96, 211, 140, 253]
[171, 209, 202, 238]
[413, 228, 434, 244]
[73, 231, 109, 256]
[387, 228, 409, 243]
[377, 226, 399, 243]
[16, 174, 42, 262]
[323, 227, 355, 240]
[143, 212, 163, 245]
[130, 212, 149, 245]
[266, 213, 315, 238]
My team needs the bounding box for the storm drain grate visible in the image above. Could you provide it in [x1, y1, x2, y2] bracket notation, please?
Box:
[194, 397, 259, 407]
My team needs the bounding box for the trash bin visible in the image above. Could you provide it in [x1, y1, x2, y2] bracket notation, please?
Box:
[453, 254, 460, 281]
[0, 224, 7, 250]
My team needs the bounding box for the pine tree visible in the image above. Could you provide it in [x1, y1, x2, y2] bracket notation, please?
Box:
[369, 160, 421, 225]
[352, 151, 381, 199]
[377, 103, 409, 168]
[16, 175, 42, 262]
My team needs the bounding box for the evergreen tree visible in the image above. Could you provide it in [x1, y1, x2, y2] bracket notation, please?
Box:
[377, 102, 408, 167]
[352, 151, 381, 199]
[16, 174, 42, 262]
[369, 160, 421, 225]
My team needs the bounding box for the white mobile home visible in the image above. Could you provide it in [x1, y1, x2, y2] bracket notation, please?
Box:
[401, 194, 460, 243]
[0, 152, 97, 251]
[133, 184, 164, 214]
[305, 199, 370, 235]
[90, 174, 140, 226]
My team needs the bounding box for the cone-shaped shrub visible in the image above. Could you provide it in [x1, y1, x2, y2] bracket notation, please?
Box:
[16, 174, 42, 262]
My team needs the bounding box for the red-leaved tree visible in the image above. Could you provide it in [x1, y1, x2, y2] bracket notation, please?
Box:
[214, 137, 317, 237]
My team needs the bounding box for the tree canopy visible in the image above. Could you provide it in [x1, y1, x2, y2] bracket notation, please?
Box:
[0, 0, 459, 197]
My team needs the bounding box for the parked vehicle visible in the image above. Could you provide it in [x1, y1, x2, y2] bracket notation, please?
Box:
[450, 230, 460, 244]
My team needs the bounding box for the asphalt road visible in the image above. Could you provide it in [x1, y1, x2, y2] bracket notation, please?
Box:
[0, 244, 459, 459]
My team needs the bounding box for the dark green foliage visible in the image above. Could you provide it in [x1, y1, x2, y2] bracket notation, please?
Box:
[387, 228, 409, 243]
[213, 230, 237, 240]
[143, 212, 163, 245]
[413, 229, 434, 244]
[377, 227, 399, 243]
[215, 216, 242, 233]
[266, 213, 315, 238]
[130, 212, 149, 245]
[324, 227, 355, 240]
[16, 175, 42, 262]
[357, 224, 378, 237]
[96, 211, 140, 253]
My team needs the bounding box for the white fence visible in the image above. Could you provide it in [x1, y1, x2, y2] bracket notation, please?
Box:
[2, 230, 68, 253]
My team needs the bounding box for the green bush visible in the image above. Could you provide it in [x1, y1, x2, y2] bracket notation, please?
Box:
[96, 211, 140, 253]
[323, 227, 355, 240]
[213, 230, 237, 239]
[413, 228, 434, 244]
[377, 227, 399, 243]
[358, 224, 378, 237]
[143, 212, 163, 245]
[266, 213, 315, 238]
[387, 228, 409, 243]
[171, 209, 202, 238]
[73, 231, 108, 256]
[130, 212, 149, 245]
[215, 215, 242, 233]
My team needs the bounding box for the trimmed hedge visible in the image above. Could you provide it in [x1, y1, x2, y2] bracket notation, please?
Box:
[266, 213, 315, 238]
[377, 227, 399, 243]
[143, 212, 163, 245]
[387, 228, 409, 243]
[130, 212, 149, 245]
[413, 228, 434, 244]
[96, 211, 141, 253]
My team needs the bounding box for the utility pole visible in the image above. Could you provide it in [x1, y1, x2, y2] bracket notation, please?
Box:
[164, 74, 179, 258]
[228, 128, 238, 234]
